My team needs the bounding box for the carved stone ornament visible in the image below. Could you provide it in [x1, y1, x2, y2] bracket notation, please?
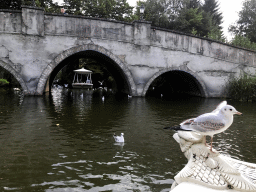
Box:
[171, 131, 256, 191]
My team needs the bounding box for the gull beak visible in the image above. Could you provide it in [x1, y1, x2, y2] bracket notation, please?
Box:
[236, 111, 242, 115]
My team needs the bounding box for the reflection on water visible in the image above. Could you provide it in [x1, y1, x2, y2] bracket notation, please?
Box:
[0, 87, 256, 191]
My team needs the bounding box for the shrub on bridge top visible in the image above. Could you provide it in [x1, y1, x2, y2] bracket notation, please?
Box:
[230, 35, 256, 51]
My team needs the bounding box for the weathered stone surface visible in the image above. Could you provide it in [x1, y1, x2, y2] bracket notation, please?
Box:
[0, 10, 22, 33]
[21, 6, 44, 36]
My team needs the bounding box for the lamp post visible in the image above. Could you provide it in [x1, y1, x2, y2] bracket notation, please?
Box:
[140, 4, 145, 21]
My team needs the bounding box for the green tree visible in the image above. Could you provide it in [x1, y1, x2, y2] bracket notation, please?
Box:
[202, 0, 222, 27]
[188, 0, 201, 8]
[200, 0, 224, 39]
[139, 0, 224, 39]
[174, 7, 203, 34]
[35, 0, 61, 13]
[0, 0, 61, 13]
[63, 0, 134, 22]
[141, 0, 169, 27]
[135, 0, 185, 28]
[229, 0, 256, 43]
[63, 0, 83, 15]
[173, 0, 204, 34]
[207, 28, 226, 42]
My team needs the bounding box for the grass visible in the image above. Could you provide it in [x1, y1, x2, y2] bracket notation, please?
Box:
[226, 74, 256, 102]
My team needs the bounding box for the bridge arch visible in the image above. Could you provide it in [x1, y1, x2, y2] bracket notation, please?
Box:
[0, 63, 28, 93]
[142, 67, 208, 97]
[36, 44, 137, 96]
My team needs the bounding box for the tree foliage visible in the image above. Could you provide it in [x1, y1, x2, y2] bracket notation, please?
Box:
[229, 0, 256, 43]
[137, 0, 223, 40]
[63, 0, 134, 22]
[142, 0, 171, 27]
[175, 7, 203, 34]
[63, 0, 83, 15]
[134, 0, 184, 28]
[202, 0, 222, 27]
[0, 0, 61, 13]
[200, 0, 223, 38]
[230, 35, 256, 51]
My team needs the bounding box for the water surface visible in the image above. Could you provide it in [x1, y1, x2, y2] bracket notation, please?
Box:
[0, 88, 255, 191]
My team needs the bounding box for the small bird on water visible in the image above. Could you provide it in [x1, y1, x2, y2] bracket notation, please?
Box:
[164, 101, 242, 151]
[113, 133, 124, 142]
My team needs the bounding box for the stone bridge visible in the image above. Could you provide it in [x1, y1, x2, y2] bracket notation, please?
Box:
[1, 6, 256, 97]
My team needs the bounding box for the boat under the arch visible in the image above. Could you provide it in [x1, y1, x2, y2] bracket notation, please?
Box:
[72, 68, 93, 89]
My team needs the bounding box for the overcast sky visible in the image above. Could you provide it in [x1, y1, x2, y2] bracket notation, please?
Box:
[53, 0, 244, 40]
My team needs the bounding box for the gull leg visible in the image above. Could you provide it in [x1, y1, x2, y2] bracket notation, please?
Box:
[204, 136, 210, 147]
[210, 136, 213, 152]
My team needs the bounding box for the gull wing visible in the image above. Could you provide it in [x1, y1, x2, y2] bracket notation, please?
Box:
[179, 118, 196, 131]
[181, 113, 225, 133]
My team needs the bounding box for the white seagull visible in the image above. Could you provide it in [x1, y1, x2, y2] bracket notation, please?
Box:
[113, 133, 124, 143]
[164, 101, 242, 151]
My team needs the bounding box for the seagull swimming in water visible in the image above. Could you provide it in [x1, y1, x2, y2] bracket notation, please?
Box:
[164, 101, 242, 151]
[113, 133, 124, 143]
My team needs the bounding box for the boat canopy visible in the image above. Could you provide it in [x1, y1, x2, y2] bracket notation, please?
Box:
[73, 68, 92, 75]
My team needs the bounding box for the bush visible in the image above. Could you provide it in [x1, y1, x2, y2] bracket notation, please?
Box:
[230, 35, 256, 51]
[0, 79, 9, 86]
[226, 74, 256, 101]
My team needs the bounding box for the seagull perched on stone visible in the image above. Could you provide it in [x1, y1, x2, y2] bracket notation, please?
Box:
[164, 101, 242, 151]
[113, 133, 124, 143]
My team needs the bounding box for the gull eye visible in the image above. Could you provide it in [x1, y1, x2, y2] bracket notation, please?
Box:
[224, 108, 226, 111]
[230, 109, 232, 111]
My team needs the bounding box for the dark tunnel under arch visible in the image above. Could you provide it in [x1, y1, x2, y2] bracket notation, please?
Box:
[144, 69, 208, 98]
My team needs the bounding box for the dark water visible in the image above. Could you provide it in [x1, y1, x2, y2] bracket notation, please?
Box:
[0, 88, 256, 192]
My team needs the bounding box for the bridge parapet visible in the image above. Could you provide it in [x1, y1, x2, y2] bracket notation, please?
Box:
[44, 13, 134, 42]
[0, 9, 22, 33]
[150, 27, 256, 67]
